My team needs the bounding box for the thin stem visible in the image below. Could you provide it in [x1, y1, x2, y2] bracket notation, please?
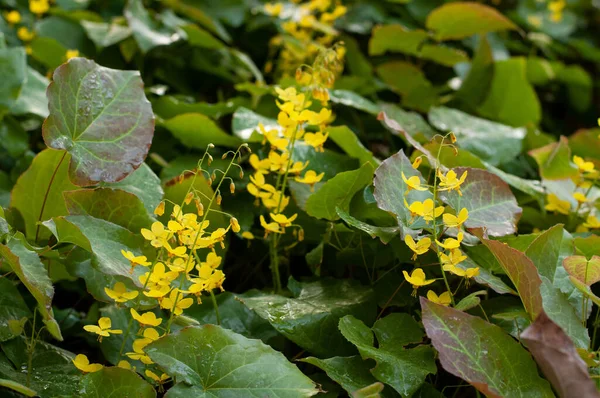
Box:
[592, 308, 600, 350]
[210, 290, 221, 325]
[26, 310, 37, 387]
[35, 152, 67, 242]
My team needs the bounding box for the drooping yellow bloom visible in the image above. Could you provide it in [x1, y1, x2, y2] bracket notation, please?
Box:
[438, 170, 468, 196]
[270, 213, 297, 228]
[249, 154, 271, 174]
[287, 160, 309, 174]
[65, 49, 79, 60]
[573, 156, 595, 173]
[83, 317, 122, 342]
[72, 354, 103, 373]
[154, 201, 165, 216]
[29, 0, 49, 16]
[573, 192, 588, 204]
[404, 235, 430, 260]
[4, 10, 21, 24]
[427, 290, 451, 306]
[401, 172, 427, 193]
[141, 222, 170, 248]
[412, 156, 423, 169]
[440, 249, 467, 269]
[444, 264, 480, 280]
[146, 370, 170, 384]
[126, 328, 160, 365]
[105, 282, 139, 303]
[295, 170, 324, 191]
[403, 268, 435, 295]
[275, 87, 306, 110]
[407, 199, 444, 223]
[260, 215, 283, 236]
[303, 132, 328, 152]
[261, 190, 290, 211]
[130, 309, 162, 328]
[545, 194, 570, 215]
[436, 232, 464, 250]
[260, 123, 288, 151]
[242, 231, 255, 240]
[117, 360, 132, 370]
[160, 289, 194, 316]
[17, 26, 35, 42]
[583, 215, 600, 229]
[443, 208, 469, 229]
[121, 250, 151, 272]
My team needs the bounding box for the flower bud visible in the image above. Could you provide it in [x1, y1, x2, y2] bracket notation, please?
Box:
[154, 201, 165, 216]
[216, 193, 222, 205]
[195, 199, 204, 216]
[230, 182, 235, 194]
[184, 192, 194, 205]
[230, 217, 241, 233]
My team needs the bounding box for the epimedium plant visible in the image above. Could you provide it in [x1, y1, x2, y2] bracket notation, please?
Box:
[0, 0, 600, 397]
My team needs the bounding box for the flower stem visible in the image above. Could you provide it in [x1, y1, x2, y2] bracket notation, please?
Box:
[35, 152, 67, 242]
[210, 290, 221, 325]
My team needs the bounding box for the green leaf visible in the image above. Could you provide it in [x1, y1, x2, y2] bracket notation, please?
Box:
[420, 298, 553, 397]
[455, 291, 486, 311]
[0, 378, 36, 397]
[0, 116, 28, 158]
[0, 46, 26, 112]
[376, 61, 431, 97]
[428, 107, 525, 166]
[373, 150, 432, 230]
[162, 113, 241, 149]
[525, 224, 565, 281]
[328, 126, 379, 166]
[182, 24, 224, 49]
[10, 67, 50, 118]
[81, 20, 132, 49]
[557, 65, 592, 113]
[146, 325, 317, 397]
[306, 163, 374, 221]
[300, 356, 379, 396]
[0, 236, 62, 340]
[379, 103, 436, 141]
[29, 37, 69, 69]
[125, 0, 179, 53]
[64, 188, 154, 232]
[426, 2, 518, 41]
[79, 367, 156, 398]
[231, 107, 277, 142]
[369, 25, 428, 56]
[292, 143, 359, 180]
[455, 36, 494, 108]
[479, 57, 541, 127]
[569, 128, 600, 160]
[339, 315, 436, 396]
[329, 90, 380, 115]
[43, 215, 149, 285]
[43, 57, 154, 186]
[106, 163, 163, 214]
[0, 278, 30, 342]
[563, 255, 600, 286]
[11, 149, 78, 241]
[336, 207, 399, 244]
[241, 278, 375, 357]
[528, 136, 578, 180]
[420, 44, 469, 67]
[439, 168, 522, 236]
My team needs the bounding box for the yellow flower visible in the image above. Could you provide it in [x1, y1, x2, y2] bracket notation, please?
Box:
[260, 215, 283, 236]
[249, 154, 271, 174]
[268, 150, 290, 173]
[130, 309, 162, 327]
[242, 231, 254, 240]
[121, 250, 151, 272]
[260, 123, 288, 151]
[295, 170, 324, 191]
[545, 193, 570, 215]
[126, 329, 160, 365]
[17, 26, 35, 42]
[440, 249, 467, 268]
[426, 290, 451, 306]
[166, 256, 195, 273]
[72, 354, 103, 373]
[443, 208, 469, 228]
[105, 282, 139, 303]
[404, 235, 430, 260]
[436, 232, 464, 250]
[583, 215, 600, 229]
[117, 360, 132, 370]
[275, 87, 307, 110]
[154, 201, 165, 216]
[403, 268, 435, 295]
[401, 171, 427, 193]
[29, 0, 49, 15]
[4, 10, 21, 24]
[261, 190, 290, 211]
[141, 222, 170, 248]
[412, 156, 422, 169]
[83, 317, 122, 342]
[301, 108, 331, 126]
[264, 2, 283, 17]
[65, 49, 79, 60]
[573, 156, 595, 173]
[303, 132, 328, 152]
[229, 217, 241, 233]
[407, 199, 444, 223]
[140, 263, 178, 290]
[160, 289, 194, 316]
[438, 169, 468, 196]
[288, 160, 309, 174]
[573, 192, 587, 203]
[444, 264, 480, 279]
[146, 370, 170, 384]
[270, 213, 297, 228]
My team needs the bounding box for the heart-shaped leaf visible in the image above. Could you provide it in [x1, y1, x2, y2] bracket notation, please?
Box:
[563, 255, 600, 286]
[43, 58, 154, 186]
[79, 367, 156, 398]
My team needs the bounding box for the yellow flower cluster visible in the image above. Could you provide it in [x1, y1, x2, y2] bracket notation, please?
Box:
[401, 139, 479, 305]
[548, 0, 566, 22]
[248, 46, 344, 240]
[263, 0, 347, 76]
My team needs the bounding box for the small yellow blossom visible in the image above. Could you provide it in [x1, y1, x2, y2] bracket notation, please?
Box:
[4, 10, 21, 24]
[121, 250, 151, 272]
[403, 268, 435, 295]
[72, 354, 103, 373]
[260, 215, 283, 236]
[270, 213, 297, 229]
[444, 264, 480, 280]
[65, 49, 79, 60]
[83, 317, 122, 342]
[130, 309, 162, 327]
[573, 192, 588, 204]
[438, 170, 468, 196]
[117, 360, 132, 370]
[154, 201, 165, 216]
[401, 172, 427, 193]
[230, 217, 241, 233]
[436, 232, 464, 250]
[249, 154, 271, 174]
[17, 26, 35, 42]
[545, 193, 570, 215]
[105, 282, 139, 303]
[141, 222, 170, 248]
[146, 370, 170, 384]
[295, 170, 324, 191]
[264, 2, 283, 17]
[303, 132, 328, 152]
[583, 215, 600, 229]
[160, 289, 194, 316]
[573, 156, 595, 173]
[440, 248, 467, 268]
[427, 290, 451, 306]
[412, 156, 422, 169]
[29, 0, 50, 15]
[407, 199, 444, 223]
[443, 208, 469, 229]
[404, 235, 430, 260]
[242, 231, 255, 240]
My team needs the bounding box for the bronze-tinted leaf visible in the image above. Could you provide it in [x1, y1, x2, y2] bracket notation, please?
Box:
[563, 255, 600, 286]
